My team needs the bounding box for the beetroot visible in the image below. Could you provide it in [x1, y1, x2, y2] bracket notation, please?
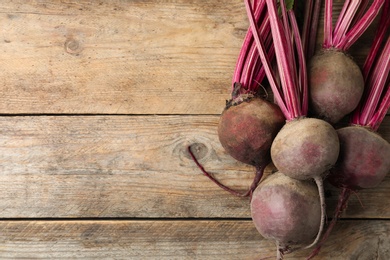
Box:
[308, 125, 390, 259]
[251, 172, 321, 257]
[308, 0, 385, 124]
[271, 117, 339, 180]
[309, 50, 364, 124]
[328, 126, 390, 190]
[218, 97, 285, 166]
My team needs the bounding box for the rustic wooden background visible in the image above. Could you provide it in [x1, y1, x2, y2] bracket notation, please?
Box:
[0, 0, 389, 259]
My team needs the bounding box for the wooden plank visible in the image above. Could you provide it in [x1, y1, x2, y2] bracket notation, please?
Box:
[0, 115, 389, 218]
[0, 0, 246, 114]
[0, 220, 388, 259]
[0, 0, 381, 115]
[0, 115, 253, 218]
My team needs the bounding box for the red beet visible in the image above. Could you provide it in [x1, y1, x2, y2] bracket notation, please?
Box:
[309, 50, 364, 124]
[251, 172, 321, 258]
[218, 97, 285, 166]
[271, 117, 340, 180]
[328, 126, 390, 190]
[308, 0, 384, 124]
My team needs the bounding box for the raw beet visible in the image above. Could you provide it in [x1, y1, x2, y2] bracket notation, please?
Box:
[270, 117, 340, 180]
[308, 50, 364, 124]
[188, 96, 285, 197]
[328, 126, 390, 190]
[251, 172, 321, 250]
[218, 97, 285, 166]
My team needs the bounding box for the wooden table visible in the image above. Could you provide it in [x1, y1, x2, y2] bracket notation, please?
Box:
[0, 1, 388, 259]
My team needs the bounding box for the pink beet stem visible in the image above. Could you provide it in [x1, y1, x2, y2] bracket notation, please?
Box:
[361, 39, 390, 126]
[332, 0, 361, 46]
[333, 0, 352, 38]
[271, 0, 298, 118]
[351, 1, 389, 129]
[337, 0, 385, 51]
[242, 42, 262, 90]
[363, 0, 390, 78]
[286, 7, 302, 111]
[323, 0, 333, 48]
[232, 1, 270, 91]
[279, 0, 296, 81]
[245, 0, 307, 120]
[290, 10, 309, 116]
[242, 14, 273, 92]
[369, 83, 390, 131]
[244, 0, 290, 119]
[351, 0, 370, 27]
[252, 44, 275, 91]
[307, 0, 322, 59]
[232, 1, 266, 90]
[232, 33, 251, 88]
[266, 0, 306, 119]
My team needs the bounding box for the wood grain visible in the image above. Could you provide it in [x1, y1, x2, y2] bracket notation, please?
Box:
[0, 115, 389, 218]
[0, 0, 247, 115]
[0, 1, 388, 259]
[0, 220, 388, 259]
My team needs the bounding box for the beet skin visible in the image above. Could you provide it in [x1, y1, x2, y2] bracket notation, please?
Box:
[251, 172, 321, 247]
[218, 98, 285, 166]
[308, 50, 364, 124]
[328, 126, 390, 190]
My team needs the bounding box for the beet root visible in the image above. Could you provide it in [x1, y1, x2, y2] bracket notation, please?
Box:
[328, 126, 390, 190]
[189, 96, 285, 197]
[251, 172, 321, 254]
[308, 50, 364, 124]
[218, 97, 285, 166]
[270, 117, 340, 180]
[308, 126, 390, 258]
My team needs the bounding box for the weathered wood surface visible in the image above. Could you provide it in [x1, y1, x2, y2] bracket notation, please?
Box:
[0, 220, 388, 259]
[0, 0, 380, 115]
[0, 115, 389, 219]
[0, 0, 243, 114]
[0, 0, 389, 259]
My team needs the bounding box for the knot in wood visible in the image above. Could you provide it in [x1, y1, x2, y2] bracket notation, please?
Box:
[188, 143, 208, 160]
[64, 38, 83, 55]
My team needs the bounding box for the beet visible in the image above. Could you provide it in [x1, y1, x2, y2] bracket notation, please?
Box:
[270, 117, 340, 180]
[307, 0, 384, 124]
[308, 50, 364, 124]
[328, 126, 390, 190]
[251, 172, 321, 257]
[308, 126, 390, 259]
[218, 97, 285, 166]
